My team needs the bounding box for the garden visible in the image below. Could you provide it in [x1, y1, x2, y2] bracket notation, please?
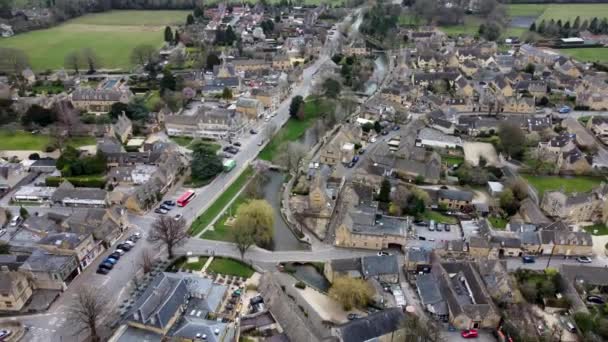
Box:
[522, 175, 605, 197]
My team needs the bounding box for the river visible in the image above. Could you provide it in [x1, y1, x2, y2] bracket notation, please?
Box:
[263, 170, 307, 251]
[364, 53, 388, 95]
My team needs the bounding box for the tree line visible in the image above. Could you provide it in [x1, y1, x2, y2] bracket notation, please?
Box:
[530, 16, 608, 37]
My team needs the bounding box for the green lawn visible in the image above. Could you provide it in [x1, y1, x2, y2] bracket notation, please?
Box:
[558, 48, 608, 64]
[488, 216, 508, 230]
[442, 155, 464, 167]
[1, 10, 189, 71]
[200, 196, 248, 241]
[189, 166, 254, 235]
[507, 4, 548, 18]
[258, 97, 331, 161]
[582, 224, 608, 236]
[171, 137, 194, 147]
[175, 257, 209, 271]
[439, 16, 483, 36]
[0, 131, 95, 150]
[422, 210, 458, 225]
[206, 257, 254, 278]
[522, 175, 606, 197]
[143, 90, 161, 112]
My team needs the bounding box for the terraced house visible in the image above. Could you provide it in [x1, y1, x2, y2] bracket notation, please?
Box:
[71, 88, 133, 113]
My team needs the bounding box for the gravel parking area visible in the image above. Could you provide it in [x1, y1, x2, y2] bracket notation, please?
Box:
[413, 223, 461, 243]
[463, 142, 499, 166]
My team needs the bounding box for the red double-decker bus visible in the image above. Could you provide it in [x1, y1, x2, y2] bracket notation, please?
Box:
[177, 190, 196, 207]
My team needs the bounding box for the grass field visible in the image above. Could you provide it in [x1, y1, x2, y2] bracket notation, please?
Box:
[0, 131, 95, 150]
[422, 210, 458, 225]
[508, 4, 608, 22]
[258, 97, 332, 161]
[582, 223, 608, 236]
[189, 166, 254, 235]
[2, 10, 189, 71]
[206, 257, 254, 278]
[558, 48, 608, 63]
[488, 216, 508, 230]
[522, 175, 606, 197]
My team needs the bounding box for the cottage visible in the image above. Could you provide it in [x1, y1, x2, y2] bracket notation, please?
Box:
[437, 189, 473, 210]
[586, 116, 608, 145]
[112, 113, 133, 144]
[71, 88, 133, 113]
[416, 128, 462, 149]
[323, 258, 362, 283]
[51, 181, 107, 208]
[361, 255, 399, 284]
[0, 269, 34, 311]
[416, 274, 449, 321]
[436, 262, 501, 330]
[236, 97, 263, 120]
[540, 188, 602, 223]
[332, 308, 406, 342]
[405, 248, 432, 274]
[19, 249, 79, 291]
[539, 230, 593, 256]
[37, 232, 103, 271]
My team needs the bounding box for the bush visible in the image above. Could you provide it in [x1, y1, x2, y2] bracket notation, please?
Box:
[46, 176, 106, 188]
[295, 281, 306, 289]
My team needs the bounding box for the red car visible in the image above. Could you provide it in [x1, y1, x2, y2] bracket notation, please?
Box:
[461, 329, 478, 338]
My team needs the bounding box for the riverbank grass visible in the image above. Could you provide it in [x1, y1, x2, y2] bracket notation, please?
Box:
[258, 97, 333, 161]
[582, 224, 608, 236]
[189, 166, 254, 235]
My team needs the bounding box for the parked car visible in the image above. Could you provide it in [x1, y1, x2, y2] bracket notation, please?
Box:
[435, 224, 442, 232]
[117, 243, 132, 251]
[558, 106, 571, 114]
[347, 161, 355, 168]
[128, 235, 140, 242]
[444, 225, 451, 232]
[381, 130, 389, 136]
[461, 329, 478, 338]
[233, 142, 242, 147]
[104, 257, 118, 265]
[155, 208, 168, 215]
[352, 156, 360, 163]
[109, 252, 122, 260]
[96, 267, 110, 275]
[174, 214, 183, 221]
[576, 256, 592, 263]
[99, 262, 114, 270]
[587, 295, 605, 305]
[347, 313, 360, 320]
[223, 146, 232, 152]
[0, 329, 12, 340]
[522, 256, 536, 263]
[369, 136, 377, 143]
[9, 216, 22, 227]
[257, 140, 264, 146]
[163, 200, 176, 207]
[392, 125, 400, 131]
[0, 229, 6, 237]
[418, 236, 426, 240]
[160, 204, 172, 211]
[123, 240, 136, 247]
[250, 129, 257, 134]
[114, 249, 126, 256]
[377, 251, 390, 256]
[358, 148, 365, 155]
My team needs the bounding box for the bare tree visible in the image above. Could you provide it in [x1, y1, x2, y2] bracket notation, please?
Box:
[139, 248, 155, 274]
[262, 121, 277, 142]
[64, 51, 82, 74]
[0, 47, 30, 76]
[54, 99, 80, 137]
[275, 142, 307, 174]
[149, 216, 188, 259]
[310, 119, 326, 144]
[67, 286, 110, 342]
[130, 44, 157, 67]
[401, 315, 444, 342]
[81, 48, 100, 72]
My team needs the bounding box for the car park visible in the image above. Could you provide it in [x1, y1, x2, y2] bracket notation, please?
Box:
[461, 329, 478, 338]
[576, 256, 592, 263]
[586, 295, 605, 305]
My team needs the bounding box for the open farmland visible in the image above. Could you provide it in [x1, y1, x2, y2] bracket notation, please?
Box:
[508, 4, 608, 23]
[1, 10, 189, 71]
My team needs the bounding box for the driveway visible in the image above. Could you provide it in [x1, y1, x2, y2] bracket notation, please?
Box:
[463, 142, 499, 167]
